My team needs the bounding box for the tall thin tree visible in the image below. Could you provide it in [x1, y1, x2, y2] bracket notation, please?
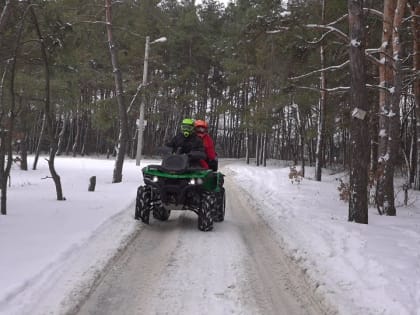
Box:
[30, 3, 64, 200]
[315, 0, 327, 181]
[348, 0, 369, 224]
[410, 1, 420, 190]
[104, 0, 128, 183]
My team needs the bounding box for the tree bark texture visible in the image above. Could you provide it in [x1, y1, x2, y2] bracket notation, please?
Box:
[105, 0, 129, 183]
[57, 114, 68, 156]
[411, 1, 420, 190]
[30, 4, 64, 200]
[19, 135, 28, 170]
[348, 0, 369, 224]
[382, 0, 407, 216]
[72, 110, 80, 157]
[1, 5, 24, 214]
[315, 0, 327, 182]
[32, 113, 45, 170]
[376, 0, 396, 209]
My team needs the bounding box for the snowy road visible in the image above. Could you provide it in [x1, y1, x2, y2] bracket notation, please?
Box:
[73, 176, 328, 315]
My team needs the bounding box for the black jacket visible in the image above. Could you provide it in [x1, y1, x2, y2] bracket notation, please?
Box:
[166, 133, 205, 155]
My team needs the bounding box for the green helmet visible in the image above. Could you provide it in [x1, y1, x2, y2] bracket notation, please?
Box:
[181, 118, 194, 137]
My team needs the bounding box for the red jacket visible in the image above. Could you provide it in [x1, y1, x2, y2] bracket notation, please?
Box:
[197, 132, 216, 169]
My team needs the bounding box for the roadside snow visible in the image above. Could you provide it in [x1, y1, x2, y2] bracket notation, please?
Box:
[0, 156, 144, 315]
[226, 163, 420, 315]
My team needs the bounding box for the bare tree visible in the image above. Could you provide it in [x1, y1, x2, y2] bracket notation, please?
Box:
[0, 2, 28, 214]
[104, 0, 128, 183]
[30, 4, 64, 200]
[0, 58, 14, 215]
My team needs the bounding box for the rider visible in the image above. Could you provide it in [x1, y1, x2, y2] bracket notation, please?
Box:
[194, 119, 218, 171]
[165, 118, 207, 168]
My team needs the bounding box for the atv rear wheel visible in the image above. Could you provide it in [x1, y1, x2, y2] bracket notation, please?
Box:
[198, 192, 215, 231]
[135, 186, 152, 224]
[152, 206, 171, 221]
[213, 187, 226, 222]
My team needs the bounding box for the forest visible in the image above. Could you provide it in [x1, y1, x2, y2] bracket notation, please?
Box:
[0, 0, 418, 224]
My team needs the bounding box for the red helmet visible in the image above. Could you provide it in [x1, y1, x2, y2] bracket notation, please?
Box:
[194, 119, 208, 129]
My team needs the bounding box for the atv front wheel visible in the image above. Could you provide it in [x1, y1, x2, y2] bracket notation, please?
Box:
[135, 186, 152, 224]
[152, 206, 171, 221]
[213, 187, 226, 222]
[198, 192, 215, 231]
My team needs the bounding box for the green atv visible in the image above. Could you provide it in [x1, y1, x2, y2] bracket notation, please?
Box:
[134, 151, 225, 231]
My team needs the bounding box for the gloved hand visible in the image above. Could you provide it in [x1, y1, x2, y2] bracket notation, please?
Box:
[208, 159, 218, 171]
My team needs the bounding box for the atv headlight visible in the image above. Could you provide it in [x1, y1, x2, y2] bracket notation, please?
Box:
[152, 176, 159, 182]
[189, 178, 203, 185]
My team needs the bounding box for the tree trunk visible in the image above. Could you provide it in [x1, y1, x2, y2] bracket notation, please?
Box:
[32, 113, 45, 170]
[376, 0, 396, 210]
[409, 113, 417, 185]
[315, 0, 327, 182]
[369, 90, 379, 174]
[255, 133, 260, 166]
[130, 122, 137, 159]
[1, 7, 24, 214]
[383, 0, 407, 216]
[105, 0, 129, 183]
[0, 128, 10, 215]
[65, 112, 73, 155]
[81, 113, 89, 156]
[72, 109, 80, 157]
[348, 0, 369, 224]
[245, 128, 250, 164]
[30, 4, 64, 200]
[0, 59, 8, 215]
[298, 110, 305, 177]
[57, 114, 68, 156]
[19, 135, 28, 170]
[262, 131, 267, 167]
[411, 1, 420, 190]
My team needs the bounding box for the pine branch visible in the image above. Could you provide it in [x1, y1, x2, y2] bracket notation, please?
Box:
[305, 24, 349, 42]
[402, 14, 420, 25]
[325, 8, 382, 27]
[265, 27, 290, 34]
[303, 30, 334, 45]
[126, 83, 144, 114]
[294, 85, 350, 93]
[289, 61, 349, 81]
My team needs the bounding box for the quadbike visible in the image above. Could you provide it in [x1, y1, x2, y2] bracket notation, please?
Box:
[135, 151, 225, 231]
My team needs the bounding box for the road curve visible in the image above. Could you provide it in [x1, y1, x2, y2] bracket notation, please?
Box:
[73, 175, 329, 315]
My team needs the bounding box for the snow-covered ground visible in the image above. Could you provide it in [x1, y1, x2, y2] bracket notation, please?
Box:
[0, 156, 419, 315]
